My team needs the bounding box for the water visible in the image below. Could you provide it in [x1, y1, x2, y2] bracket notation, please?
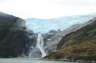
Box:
[36, 33, 46, 57]
[0, 58, 79, 63]
[28, 33, 46, 58]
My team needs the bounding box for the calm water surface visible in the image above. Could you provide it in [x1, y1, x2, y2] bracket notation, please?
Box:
[0, 58, 79, 63]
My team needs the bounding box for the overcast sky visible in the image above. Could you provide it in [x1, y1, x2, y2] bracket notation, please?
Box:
[0, 0, 96, 19]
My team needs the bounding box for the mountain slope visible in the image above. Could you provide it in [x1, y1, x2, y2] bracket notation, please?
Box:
[47, 17, 96, 60]
[0, 12, 29, 58]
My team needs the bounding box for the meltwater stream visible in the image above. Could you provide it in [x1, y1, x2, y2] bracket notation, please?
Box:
[36, 33, 47, 57]
[28, 33, 46, 58]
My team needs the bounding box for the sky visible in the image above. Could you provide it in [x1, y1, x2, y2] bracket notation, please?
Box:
[0, 0, 96, 33]
[0, 0, 96, 19]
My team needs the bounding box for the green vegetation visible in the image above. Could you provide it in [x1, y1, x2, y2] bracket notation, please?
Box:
[47, 42, 96, 60]
[0, 24, 14, 29]
[47, 19, 96, 60]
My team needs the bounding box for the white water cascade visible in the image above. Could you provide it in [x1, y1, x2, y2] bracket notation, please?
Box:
[36, 33, 47, 57]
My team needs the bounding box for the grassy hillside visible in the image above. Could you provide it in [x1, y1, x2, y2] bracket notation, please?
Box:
[47, 18, 96, 60]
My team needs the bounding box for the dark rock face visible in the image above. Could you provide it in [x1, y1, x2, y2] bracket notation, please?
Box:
[43, 30, 64, 53]
[24, 30, 37, 56]
[0, 12, 29, 58]
[0, 12, 16, 23]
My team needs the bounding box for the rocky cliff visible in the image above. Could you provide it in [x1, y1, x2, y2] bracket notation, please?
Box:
[0, 12, 29, 58]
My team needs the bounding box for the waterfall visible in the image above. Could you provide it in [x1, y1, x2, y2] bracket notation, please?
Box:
[28, 33, 46, 58]
[36, 33, 47, 57]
